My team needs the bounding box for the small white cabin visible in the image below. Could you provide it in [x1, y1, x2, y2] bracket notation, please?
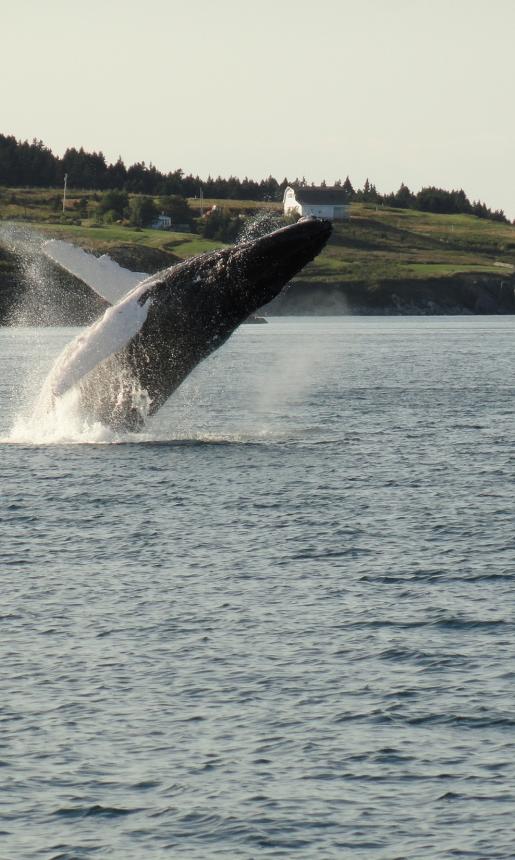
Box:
[151, 213, 172, 230]
[283, 186, 349, 220]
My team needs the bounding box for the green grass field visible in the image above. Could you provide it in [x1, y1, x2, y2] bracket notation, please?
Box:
[31, 223, 225, 259]
[1, 188, 514, 286]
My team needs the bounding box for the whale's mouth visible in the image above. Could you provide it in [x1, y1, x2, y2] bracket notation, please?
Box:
[233, 217, 332, 301]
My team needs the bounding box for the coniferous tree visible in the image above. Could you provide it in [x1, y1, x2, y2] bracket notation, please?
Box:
[342, 176, 355, 199]
[105, 156, 127, 189]
[385, 182, 415, 209]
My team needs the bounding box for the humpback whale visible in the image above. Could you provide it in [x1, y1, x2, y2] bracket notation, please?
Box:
[41, 217, 332, 431]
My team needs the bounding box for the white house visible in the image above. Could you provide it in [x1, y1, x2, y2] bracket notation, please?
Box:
[151, 213, 172, 230]
[283, 186, 349, 220]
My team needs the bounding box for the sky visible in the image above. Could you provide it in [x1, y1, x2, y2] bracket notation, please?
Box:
[2, 0, 514, 217]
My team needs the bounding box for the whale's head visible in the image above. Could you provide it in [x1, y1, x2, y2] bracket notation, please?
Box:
[148, 216, 333, 335]
[228, 216, 332, 308]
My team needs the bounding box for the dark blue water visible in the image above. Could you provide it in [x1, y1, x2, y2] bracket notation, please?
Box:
[1, 318, 515, 859]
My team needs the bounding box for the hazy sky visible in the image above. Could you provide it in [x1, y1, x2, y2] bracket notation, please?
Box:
[2, 0, 514, 217]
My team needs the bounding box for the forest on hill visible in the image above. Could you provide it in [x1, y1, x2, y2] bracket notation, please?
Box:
[0, 133, 509, 224]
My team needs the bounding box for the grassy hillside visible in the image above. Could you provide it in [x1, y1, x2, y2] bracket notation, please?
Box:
[1, 187, 515, 317]
[287, 204, 514, 286]
[2, 187, 513, 275]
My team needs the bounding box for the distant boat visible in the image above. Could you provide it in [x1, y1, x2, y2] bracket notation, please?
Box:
[245, 315, 267, 324]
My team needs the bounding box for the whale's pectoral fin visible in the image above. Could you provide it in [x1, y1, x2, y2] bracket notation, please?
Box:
[45, 280, 155, 400]
[42, 239, 149, 305]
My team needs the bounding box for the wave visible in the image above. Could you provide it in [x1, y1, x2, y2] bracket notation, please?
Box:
[52, 804, 137, 819]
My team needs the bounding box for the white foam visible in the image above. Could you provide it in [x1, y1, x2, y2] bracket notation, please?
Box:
[42, 239, 148, 304]
[9, 387, 112, 444]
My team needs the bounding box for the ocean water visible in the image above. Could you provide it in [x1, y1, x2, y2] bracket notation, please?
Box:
[1, 317, 515, 859]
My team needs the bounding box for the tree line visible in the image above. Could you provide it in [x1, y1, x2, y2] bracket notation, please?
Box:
[0, 133, 508, 223]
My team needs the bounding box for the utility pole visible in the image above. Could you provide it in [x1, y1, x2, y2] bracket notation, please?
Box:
[62, 173, 68, 213]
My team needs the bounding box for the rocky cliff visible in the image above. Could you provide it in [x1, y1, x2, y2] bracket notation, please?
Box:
[264, 271, 515, 316]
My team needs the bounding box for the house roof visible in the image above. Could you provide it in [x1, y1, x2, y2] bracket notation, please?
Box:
[291, 186, 349, 205]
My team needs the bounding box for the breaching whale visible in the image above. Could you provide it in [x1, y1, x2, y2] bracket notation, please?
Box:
[41, 217, 332, 431]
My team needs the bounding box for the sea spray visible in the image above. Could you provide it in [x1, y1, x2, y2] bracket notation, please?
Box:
[236, 210, 286, 244]
[7, 359, 155, 444]
[0, 222, 105, 327]
[2, 224, 68, 327]
[236, 214, 331, 416]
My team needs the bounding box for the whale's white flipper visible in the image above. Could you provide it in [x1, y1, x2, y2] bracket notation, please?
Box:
[42, 239, 148, 305]
[41, 274, 158, 402]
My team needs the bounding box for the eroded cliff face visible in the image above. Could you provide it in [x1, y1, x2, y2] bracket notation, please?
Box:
[264, 272, 515, 316]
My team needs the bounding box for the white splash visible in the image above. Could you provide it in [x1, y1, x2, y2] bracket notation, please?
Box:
[8, 366, 153, 444]
[9, 388, 110, 444]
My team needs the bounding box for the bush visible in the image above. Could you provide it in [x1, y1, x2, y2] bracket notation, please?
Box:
[199, 209, 243, 242]
[102, 209, 119, 224]
[158, 194, 194, 227]
[129, 195, 158, 227]
[97, 189, 129, 219]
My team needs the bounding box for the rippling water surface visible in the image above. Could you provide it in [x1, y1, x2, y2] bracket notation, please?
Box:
[1, 317, 515, 859]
